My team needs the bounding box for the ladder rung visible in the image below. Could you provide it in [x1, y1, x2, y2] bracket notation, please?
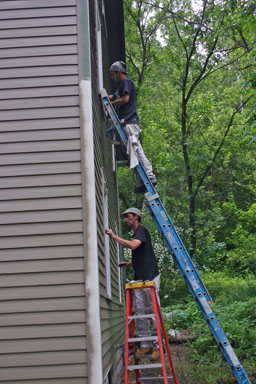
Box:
[128, 336, 158, 342]
[128, 363, 162, 370]
[138, 376, 173, 382]
[129, 314, 155, 320]
[134, 330, 157, 335]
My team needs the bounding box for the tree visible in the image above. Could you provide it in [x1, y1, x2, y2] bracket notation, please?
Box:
[121, 0, 256, 265]
[123, 0, 167, 86]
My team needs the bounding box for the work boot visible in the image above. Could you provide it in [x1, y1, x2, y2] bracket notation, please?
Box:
[135, 347, 152, 360]
[150, 348, 160, 361]
[134, 176, 157, 194]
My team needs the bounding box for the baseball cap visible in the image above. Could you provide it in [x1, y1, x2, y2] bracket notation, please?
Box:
[109, 61, 128, 74]
[122, 207, 141, 217]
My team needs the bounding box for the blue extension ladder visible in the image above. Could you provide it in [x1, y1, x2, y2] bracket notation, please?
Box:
[100, 89, 251, 384]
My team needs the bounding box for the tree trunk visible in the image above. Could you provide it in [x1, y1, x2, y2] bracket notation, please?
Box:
[182, 93, 197, 257]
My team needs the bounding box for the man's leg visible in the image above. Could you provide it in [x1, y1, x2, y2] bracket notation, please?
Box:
[124, 124, 155, 178]
[150, 275, 161, 361]
[134, 287, 152, 358]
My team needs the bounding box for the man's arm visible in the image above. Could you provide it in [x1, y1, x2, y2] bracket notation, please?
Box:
[108, 93, 130, 106]
[105, 228, 141, 251]
[111, 93, 129, 106]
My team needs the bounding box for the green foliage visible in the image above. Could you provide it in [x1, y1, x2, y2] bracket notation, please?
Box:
[225, 203, 256, 275]
[162, 272, 256, 383]
[163, 296, 256, 358]
[201, 271, 256, 304]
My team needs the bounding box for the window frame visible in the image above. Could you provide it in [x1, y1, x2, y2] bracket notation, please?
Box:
[102, 170, 112, 299]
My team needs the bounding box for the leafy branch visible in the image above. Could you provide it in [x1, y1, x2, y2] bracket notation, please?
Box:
[194, 94, 254, 198]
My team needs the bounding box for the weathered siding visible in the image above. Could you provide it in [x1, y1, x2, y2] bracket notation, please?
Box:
[0, 1, 87, 383]
[89, 0, 125, 379]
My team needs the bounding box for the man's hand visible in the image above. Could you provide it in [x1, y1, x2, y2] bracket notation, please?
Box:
[105, 229, 141, 250]
[118, 262, 131, 268]
[105, 228, 115, 239]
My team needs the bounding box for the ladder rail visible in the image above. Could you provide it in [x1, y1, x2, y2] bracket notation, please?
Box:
[125, 289, 140, 384]
[101, 90, 252, 384]
[125, 289, 131, 384]
[151, 286, 179, 384]
[154, 291, 179, 384]
[150, 286, 169, 384]
[145, 197, 212, 302]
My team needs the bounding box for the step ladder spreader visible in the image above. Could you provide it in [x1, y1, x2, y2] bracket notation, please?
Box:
[100, 88, 251, 384]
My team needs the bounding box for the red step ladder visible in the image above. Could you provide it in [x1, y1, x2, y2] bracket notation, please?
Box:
[125, 281, 179, 383]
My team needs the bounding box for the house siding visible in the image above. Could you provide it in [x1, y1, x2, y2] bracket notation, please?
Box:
[88, 0, 125, 380]
[0, 0, 125, 382]
[0, 0, 87, 383]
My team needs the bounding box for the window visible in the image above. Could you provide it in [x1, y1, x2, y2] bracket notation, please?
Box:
[103, 173, 111, 298]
